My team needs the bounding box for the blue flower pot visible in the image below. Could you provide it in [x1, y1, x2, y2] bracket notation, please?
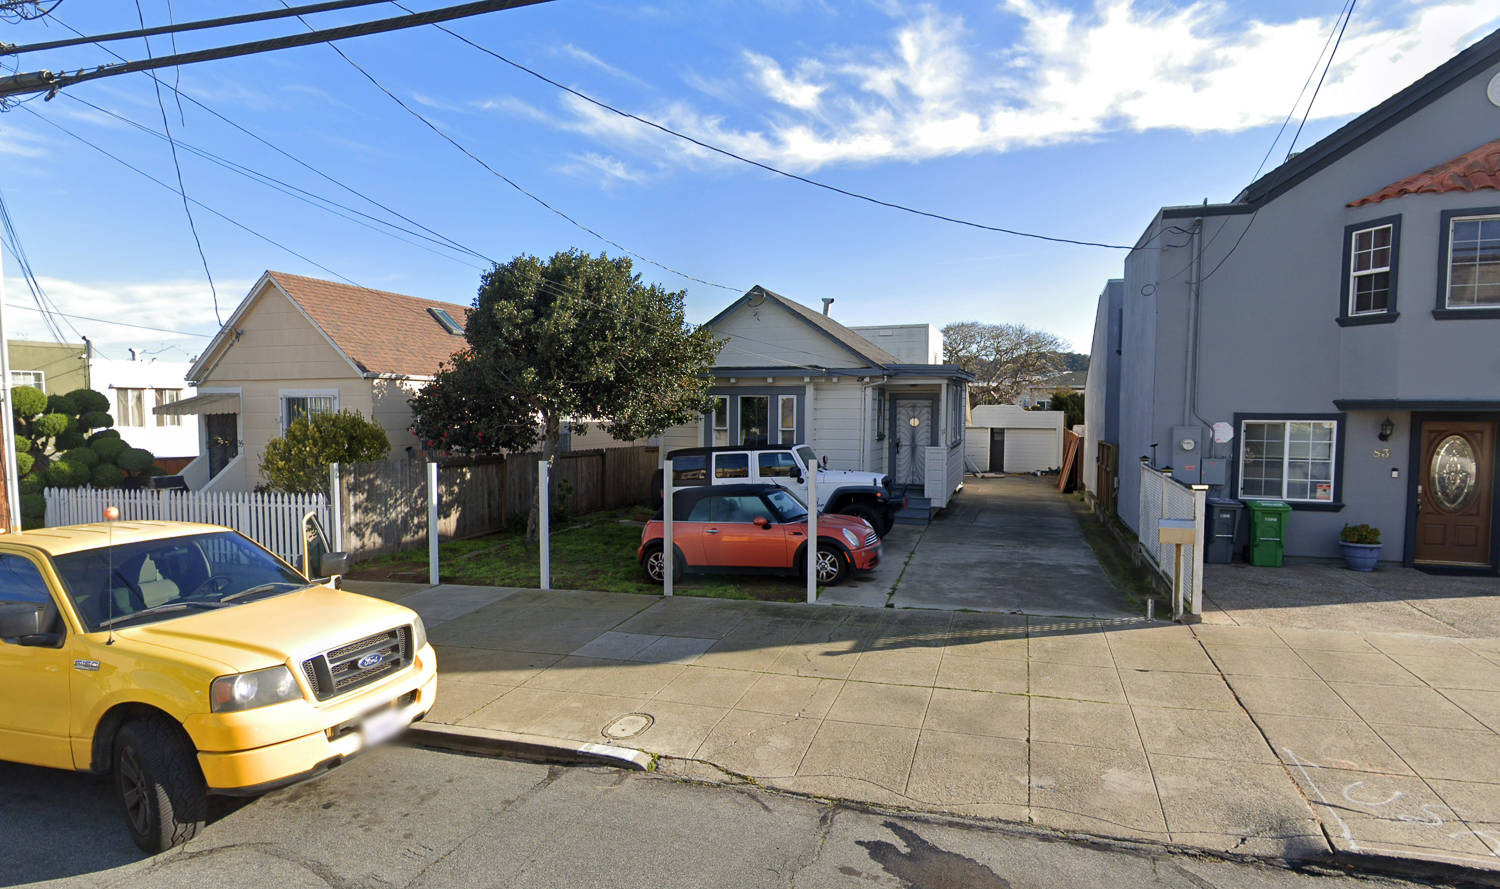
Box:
[1341, 542, 1381, 572]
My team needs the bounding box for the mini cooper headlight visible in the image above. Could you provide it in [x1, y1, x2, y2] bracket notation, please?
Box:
[210, 665, 302, 713]
[412, 615, 428, 652]
[841, 528, 861, 547]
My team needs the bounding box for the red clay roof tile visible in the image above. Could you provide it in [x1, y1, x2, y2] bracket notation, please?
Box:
[1349, 138, 1500, 207]
[265, 271, 469, 377]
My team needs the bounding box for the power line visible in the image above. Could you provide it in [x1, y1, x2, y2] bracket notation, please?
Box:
[0, 188, 79, 342]
[21, 104, 361, 285]
[134, 0, 221, 325]
[408, 7, 1136, 251]
[1247, 0, 1353, 185]
[4, 301, 212, 336]
[280, 4, 737, 291]
[2, 0, 389, 55]
[0, 0, 558, 98]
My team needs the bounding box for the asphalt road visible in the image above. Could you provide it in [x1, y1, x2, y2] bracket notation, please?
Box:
[0, 745, 1435, 889]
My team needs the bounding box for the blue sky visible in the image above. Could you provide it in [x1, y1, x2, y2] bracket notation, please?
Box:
[1, 0, 1497, 360]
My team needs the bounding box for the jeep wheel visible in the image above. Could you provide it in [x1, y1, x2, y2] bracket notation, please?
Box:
[815, 544, 848, 586]
[115, 715, 206, 853]
[641, 544, 683, 584]
[838, 504, 887, 538]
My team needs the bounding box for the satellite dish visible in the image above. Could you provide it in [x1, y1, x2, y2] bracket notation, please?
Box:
[746, 292, 766, 308]
[1489, 72, 1500, 108]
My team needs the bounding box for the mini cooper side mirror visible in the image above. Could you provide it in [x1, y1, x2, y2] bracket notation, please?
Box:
[753, 516, 770, 528]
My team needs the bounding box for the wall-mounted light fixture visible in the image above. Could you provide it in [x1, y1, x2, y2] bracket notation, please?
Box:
[1379, 417, 1395, 442]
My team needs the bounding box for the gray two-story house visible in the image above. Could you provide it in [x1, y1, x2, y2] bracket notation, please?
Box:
[1089, 27, 1500, 571]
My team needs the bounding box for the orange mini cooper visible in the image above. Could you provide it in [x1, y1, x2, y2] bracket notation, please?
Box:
[638, 484, 881, 586]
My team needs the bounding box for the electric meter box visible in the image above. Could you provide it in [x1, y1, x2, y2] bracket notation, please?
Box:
[1169, 426, 1206, 484]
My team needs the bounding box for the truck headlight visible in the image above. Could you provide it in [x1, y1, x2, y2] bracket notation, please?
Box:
[210, 665, 302, 713]
[841, 528, 861, 547]
[412, 615, 428, 652]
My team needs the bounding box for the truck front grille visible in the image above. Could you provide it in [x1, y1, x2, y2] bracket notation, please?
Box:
[301, 626, 411, 702]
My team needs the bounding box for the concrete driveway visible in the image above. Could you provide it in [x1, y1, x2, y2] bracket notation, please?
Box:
[826, 475, 1135, 619]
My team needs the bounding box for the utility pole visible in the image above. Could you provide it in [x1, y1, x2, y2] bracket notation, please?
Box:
[0, 238, 21, 532]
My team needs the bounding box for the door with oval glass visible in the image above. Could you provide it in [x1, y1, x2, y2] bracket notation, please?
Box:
[1415, 420, 1495, 566]
[891, 398, 935, 488]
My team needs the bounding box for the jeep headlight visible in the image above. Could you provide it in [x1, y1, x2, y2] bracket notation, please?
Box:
[210, 665, 302, 713]
[842, 528, 861, 547]
[412, 615, 428, 652]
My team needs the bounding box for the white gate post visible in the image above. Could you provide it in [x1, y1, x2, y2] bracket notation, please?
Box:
[329, 462, 343, 552]
[427, 461, 439, 587]
[806, 469, 818, 603]
[662, 459, 673, 597]
[538, 460, 550, 591]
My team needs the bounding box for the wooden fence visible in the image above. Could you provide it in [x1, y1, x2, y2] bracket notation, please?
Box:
[337, 445, 659, 558]
[44, 487, 328, 566]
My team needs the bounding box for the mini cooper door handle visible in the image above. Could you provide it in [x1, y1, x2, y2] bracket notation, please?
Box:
[705, 528, 721, 534]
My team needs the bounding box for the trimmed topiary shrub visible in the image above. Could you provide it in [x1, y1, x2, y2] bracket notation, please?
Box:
[16, 452, 33, 475]
[20, 492, 44, 518]
[79, 411, 113, 431]
[90, 463, 124, 488]
[117, 448, 156, 474]
[62, 448, 100, 469]
[14, 435, 30, 454]
[11, 386, 46, 419]
[18, 473, 41, 495]
[46, 393, 78, 416]
[44, 460, 90, 488]
[91, 437, 128, 462]
[68, 389, 110, 414]
[88, 428, 122, 443]
[34, 413, 69, 438]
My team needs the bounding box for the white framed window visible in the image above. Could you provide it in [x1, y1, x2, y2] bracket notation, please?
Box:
[1239, 420, 1337, 502]
[116, 388, 146, 427]
[777, 395, 796, 445]
[1445, 215, 1500, 308]
[9, 371, 43, 390]
[710, 397, 728, 446]
[1349, 224, 1393, 314]
[154, 389, 182, 427]
[282, 393, 337, 429]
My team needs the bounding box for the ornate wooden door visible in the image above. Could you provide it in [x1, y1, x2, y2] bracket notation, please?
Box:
[1415, 420, 1495, 566]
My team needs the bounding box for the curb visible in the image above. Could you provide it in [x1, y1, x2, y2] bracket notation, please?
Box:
[405, 723, 652, 771]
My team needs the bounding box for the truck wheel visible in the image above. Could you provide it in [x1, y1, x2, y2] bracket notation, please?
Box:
[641, 544, 683, 584]
[115, 715, 206, 854]
[838, 504, 886, 538]
[814, 544, 848, 586]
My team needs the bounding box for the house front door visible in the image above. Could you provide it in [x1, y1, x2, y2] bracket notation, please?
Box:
[206, 413, 239, 480]
[892, 399, 934, 488]
[1415, 420, 1495, 566]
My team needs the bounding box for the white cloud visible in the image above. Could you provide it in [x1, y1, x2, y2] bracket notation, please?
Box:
[558, 152, 649, 184]
[555, 0, 1500, 170]
[0, 125, 45, 157]
[3, 276, 237, 358]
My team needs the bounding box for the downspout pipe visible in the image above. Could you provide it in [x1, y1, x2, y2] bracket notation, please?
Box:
[1183, 217, 1202, 428]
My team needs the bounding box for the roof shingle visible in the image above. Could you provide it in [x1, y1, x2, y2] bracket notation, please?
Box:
[266, 271, 470, 377]
[1349, 138, 1500, 207]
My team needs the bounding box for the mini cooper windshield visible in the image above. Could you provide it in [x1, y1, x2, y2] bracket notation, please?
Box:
[766, 489, 809, 521]
[53, 532, 312, 631]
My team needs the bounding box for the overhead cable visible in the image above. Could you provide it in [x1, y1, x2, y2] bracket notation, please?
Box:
[4, 301, 213, 336]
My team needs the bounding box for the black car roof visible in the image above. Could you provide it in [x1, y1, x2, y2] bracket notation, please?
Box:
[667, 445, 808, 458]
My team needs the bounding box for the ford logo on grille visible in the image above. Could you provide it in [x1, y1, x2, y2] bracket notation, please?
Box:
[357, 653, 385, 669]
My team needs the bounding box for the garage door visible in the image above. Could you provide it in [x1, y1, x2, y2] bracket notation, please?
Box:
[1003, 428, 1060, 473]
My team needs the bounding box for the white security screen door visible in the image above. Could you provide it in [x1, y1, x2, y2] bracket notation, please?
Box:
[893, 399, 932, 487]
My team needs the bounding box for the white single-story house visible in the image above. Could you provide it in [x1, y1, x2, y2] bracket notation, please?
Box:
[658, 286, 973, 509]
[966, 404, 1065, 473]
[90, 351, 198, 462]
[158, 272, 469, 491]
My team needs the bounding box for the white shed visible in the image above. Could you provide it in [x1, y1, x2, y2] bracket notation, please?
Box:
[966, 404, 1064, 473]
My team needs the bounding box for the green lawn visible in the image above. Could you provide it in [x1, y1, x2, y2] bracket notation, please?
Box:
[346, 507, 811, 602]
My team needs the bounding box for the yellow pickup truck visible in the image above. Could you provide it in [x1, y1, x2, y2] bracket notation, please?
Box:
[0, 517, 436, 853]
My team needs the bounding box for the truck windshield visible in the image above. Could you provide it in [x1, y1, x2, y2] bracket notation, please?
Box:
[53, 532, 311, 631]
[795, 446, 818, 469]
[766, 489, 809, 522]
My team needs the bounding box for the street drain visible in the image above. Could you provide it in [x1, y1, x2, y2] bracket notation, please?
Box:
[603, 713, 653, 740]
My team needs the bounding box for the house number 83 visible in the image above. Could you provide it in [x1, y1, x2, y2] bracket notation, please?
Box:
[1373, 448, 1390, 458]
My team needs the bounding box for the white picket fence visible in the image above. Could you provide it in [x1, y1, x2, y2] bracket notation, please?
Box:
[44, 487, 329, 566]
[1137, 463, 1206, 616]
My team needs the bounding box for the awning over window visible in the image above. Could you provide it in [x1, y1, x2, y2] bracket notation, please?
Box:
[153, 392, 239, 417]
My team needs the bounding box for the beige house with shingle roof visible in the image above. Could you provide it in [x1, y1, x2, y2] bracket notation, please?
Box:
[159, 271, 470, 491]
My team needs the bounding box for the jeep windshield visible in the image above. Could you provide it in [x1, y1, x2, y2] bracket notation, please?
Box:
[53, 532, 312, 631]
[795, 446, 818, 468]
[766, 489, 809, 522]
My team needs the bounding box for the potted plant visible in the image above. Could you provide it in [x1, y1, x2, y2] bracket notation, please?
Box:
[1340, 523, 1382, 571]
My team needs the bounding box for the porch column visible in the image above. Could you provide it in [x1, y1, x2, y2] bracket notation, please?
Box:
[804, 379, 816, 447]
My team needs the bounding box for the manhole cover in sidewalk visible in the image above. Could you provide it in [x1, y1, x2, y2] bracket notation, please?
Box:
[603, 713, 653, 740]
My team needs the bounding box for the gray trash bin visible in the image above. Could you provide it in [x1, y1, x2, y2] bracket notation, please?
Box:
[1205, 498, 1244, 564]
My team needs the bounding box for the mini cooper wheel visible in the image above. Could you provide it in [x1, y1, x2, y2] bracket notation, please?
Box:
[814, 544, 848, 586]
[114, 715, 206, 853]
[641, 544, 683, 584]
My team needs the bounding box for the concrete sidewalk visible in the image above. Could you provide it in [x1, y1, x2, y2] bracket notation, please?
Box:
[352, 580, 1500, 873]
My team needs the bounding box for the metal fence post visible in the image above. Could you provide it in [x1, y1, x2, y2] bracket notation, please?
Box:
[427, 461, 439, 587]
[806, 469, 818, 604]
[662, 459, 673, 597]
[538, 460, 550, 591]
[329, 462, 342, 552]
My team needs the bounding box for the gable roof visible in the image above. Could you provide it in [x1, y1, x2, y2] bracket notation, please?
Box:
[1157, 25, 1500, 222]
[1348, 137, 1500, 207]
[706, 285, 903, 369]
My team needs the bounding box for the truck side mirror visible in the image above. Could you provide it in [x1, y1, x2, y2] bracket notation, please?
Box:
[0, 603, 44, 640]
[319, 552, 351, 577]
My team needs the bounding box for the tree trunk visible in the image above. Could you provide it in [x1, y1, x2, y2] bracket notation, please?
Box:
[524, 413, 561, 544]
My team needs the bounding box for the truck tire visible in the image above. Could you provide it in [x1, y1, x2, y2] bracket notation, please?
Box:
[641, 544, 683, 584]
[814, 544, 848, 586]
[838, 503, 887, 538]
[115, 714, 207, 854]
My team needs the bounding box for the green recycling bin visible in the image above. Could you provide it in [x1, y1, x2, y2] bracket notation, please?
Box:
[1243, 500, 1292, 567]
